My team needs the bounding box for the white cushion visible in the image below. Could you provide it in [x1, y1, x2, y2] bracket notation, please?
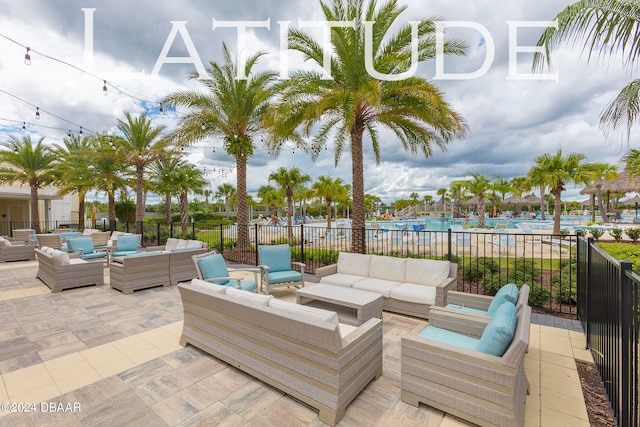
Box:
[190, 278, 228, 294]
[225, 287, 272, 307]
[165, 238, 180, 251]
[176, 239, 189, 249]
[405, 258, 451, 286]
[338, 323, 357, 338]
[336, 253, 371, 276]
[269, 299, 338, 326]
[369, 255, 406, 282]
[0, 239, 11, 247]
[352, 278, 401, 298]
[52, 251, 70, 265]
[390, 283, 437, 305]
[82, 228, 96, 236]
[319, 273, 364, 287]
[186, 240, 203, 248]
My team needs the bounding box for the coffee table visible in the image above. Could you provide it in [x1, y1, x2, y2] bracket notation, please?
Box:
[296, 284, 383, 326]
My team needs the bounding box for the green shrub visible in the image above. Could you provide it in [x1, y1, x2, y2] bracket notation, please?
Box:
[302, 248, 340, 265]
[462, 258, 500, 282]
[626, 227, 640, 241]
[551, 257, 577, 304]
[610, 228, 624, 241]
[528, 283, 552, 307]
[590, 229, 605, 240]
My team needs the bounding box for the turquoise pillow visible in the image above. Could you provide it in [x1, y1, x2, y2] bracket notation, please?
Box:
[487, 283, 519, 315]
[259, 245, 291, 272]
[197, 254, 229, 285]
[67, 237, 95, 254]
[476, 301, 517, 356]
[116, 235, 140, 252]
[171, 247, 198, 252]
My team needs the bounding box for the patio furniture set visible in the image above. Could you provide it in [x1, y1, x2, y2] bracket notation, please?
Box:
[180, 246, 531, 426]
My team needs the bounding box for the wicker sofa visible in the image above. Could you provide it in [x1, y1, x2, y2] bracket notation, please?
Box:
[315, 253, 457, 319]
[0, 236, 36, 262]
[401, 303, 532, 427]
[34, 247, 104, 292]
[109, 251, 171, 294]
[143, 238, 208, 285]
[179, 279, 383, 425]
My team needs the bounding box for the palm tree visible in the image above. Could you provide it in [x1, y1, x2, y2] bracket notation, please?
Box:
[532, 150, 591, 233]
[269, 167, 311, 240]
[312, 176, 347, 231]
[365, 193, 382, 216]
[295, 185, 315, 224]
[215, 183, 236, 220]
[91, 135, 129, 232]
[173, 164, 206, 235]
[149, 153, 184, 224]
[265, 0, 468, 252]
[0, 135, 56, 232]
[534, 0, 640, 139]
[257, 184, 281, 216]
[587, 162, 619, 223]
[52, 134, 96, 229]
[463, 173, 491, 228]
[116, 112, 166, 233]
[437, 188, 448, 212]
[623, 148, 640, 177]
[449, 180, 466, 218]
[163, 44, 278, 250]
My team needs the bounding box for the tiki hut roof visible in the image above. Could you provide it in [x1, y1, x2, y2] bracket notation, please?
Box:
[581, 171, 640, 195]
[621, 194, 640, 206]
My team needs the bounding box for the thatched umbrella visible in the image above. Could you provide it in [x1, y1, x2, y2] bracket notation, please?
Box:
[582, 171, 640, 194]
[621, 194, 640, 206]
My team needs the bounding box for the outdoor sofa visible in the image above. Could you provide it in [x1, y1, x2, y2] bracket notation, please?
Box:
[0, 236, 36, 262]
[34, 246, 104, 292]
[109, 251, 171, 294]
[315, 252, 457, 319]
[178, 278, 383, 425]
[143, 238, 208, 285]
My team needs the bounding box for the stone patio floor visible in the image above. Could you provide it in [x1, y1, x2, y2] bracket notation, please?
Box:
[0, 260, 594, 426]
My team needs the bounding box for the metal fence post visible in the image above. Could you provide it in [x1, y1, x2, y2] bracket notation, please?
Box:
[300, 224, 305, 264]
[619, 260, 636, 427]
[254, 224, 259, 266]
[447, 229, 452, 262]
[157, 222, 161, 246]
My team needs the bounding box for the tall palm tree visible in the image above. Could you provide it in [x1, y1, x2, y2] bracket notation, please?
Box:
[532, 150, 591, 233]
[463, 173, 491, 228]
[52, 134, 96, 229]
[449, 180, 466, 218]
[312, 176, 347, 231]
[587, 162, 619, 223]
[294, 185, 315, 224]
[623, 148, 640, 176]
[265, 0, 468, 252]
[215, 183, 236, 220]
[163, 44, 278, 250]
[91, 135, 129, 232]
[116, 112, 166, 233]
[269, 167, 311, 241]
[0, 135, 56, 232]
[257, 184, 281, 216]
[437, 188, 449, 212]
[534, 0, 640, 139]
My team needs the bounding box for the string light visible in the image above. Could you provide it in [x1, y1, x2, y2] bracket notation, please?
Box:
[67, 130, 72, 137]
[102, 80, 108, 96]
[22, 122, 25, 131]
[35, 107, 40, 119]
[79, 126, 83, 136]
[159, 103, 164, 115]
[24, 47, 31, 65]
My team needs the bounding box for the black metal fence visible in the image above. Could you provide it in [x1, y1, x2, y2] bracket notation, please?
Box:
[577, 236, 639, 427]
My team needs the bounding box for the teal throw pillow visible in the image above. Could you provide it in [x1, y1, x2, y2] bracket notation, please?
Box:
[197, 254, 230, 285]
[487, 283, 519, 315]
[476, 301, 517, 356]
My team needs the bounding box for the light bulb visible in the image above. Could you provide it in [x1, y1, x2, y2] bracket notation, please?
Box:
[22, 122, 26, 131]
[102, 80, 108, 95]
[24, 47, 31, 65]
[79, 127, 83, 136]
[35, 107, 40, 119]
[159, 103, 164, 115]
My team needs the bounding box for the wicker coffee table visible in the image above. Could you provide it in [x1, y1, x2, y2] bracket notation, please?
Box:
[296, 284, 383, 326]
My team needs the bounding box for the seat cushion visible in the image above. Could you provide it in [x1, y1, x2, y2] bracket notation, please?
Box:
[337, 252, 371, 276]
[476, 301, 517, 356]
[369, 255, 406, 282]
[419, 326, 479, 351]
[405, 258, 450, 286]
[259, 245, 292, 272]
[487, 283, 519, 315]
[111, 250, 139, 258]
[269, 299, 338, 326]
[444, 304, 489, 316]
[191, 278, 228, 294]
[319, 273, 364, 287]
[165, 238, 180, 251]
[389, 283, 437, 305]
[267, 270, 302, 285]
[352, 278, 401, 298]
[196, 253, 230, 285]
[236, 279, 258, 292]
[83, 252, 107, 260]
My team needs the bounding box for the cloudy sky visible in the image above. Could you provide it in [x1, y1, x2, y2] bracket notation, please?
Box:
[0, 0, 635, 204]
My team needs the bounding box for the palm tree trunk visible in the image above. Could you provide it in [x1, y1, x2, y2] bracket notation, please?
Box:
[595, 186, 608, 223]
[236, 155, 250, 250]
[539, 190, 546, 221]
[350, 124, 365, 253]
[326, 200, 332, 231]
[286, 192, 293, 242]
[553, 191, 562, 234]
[180, 192, 189, 235]
[478, 198, 485, 228]
[136, 167, 144, 234]
[165, 192, 172, 225]
[108, 190, 116, 232]
[78, 191, 86, 230]
[30, 184, 40, 232]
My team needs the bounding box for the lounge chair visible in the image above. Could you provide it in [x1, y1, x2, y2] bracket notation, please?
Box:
[90, 231, 111, 249]
[34, 233, 64, 250]
[66, 237, 108, 263]
[0, 236, 36, 262]
[516, 222, 572, 255]
[110, 234, 141, 257]
[258, 244, 305, 295]
[192, 251, 258, 292]
[490, 232, 524, 257]
[12, 229, 35, 243]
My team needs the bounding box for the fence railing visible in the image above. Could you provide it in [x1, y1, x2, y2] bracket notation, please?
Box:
[577, 236, 639, 427]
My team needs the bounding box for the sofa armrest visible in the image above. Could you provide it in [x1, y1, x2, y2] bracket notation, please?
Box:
[428, 307, 490, 339]
[143, 245, 165, 252]
[446, 291, 492, 311]
[434, 275, 458, 307]
[315, 263, 337, 279]
[339, 318, 383, 350]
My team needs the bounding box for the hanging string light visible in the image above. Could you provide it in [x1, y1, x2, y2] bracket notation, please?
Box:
[24, 47, 31, 65]
[159, 103, 164, 115]
[102, 80, 108, 96]
[22, 122, 25, 131]
[79, 126, 83, 136]
[35, 107, 40, 119]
